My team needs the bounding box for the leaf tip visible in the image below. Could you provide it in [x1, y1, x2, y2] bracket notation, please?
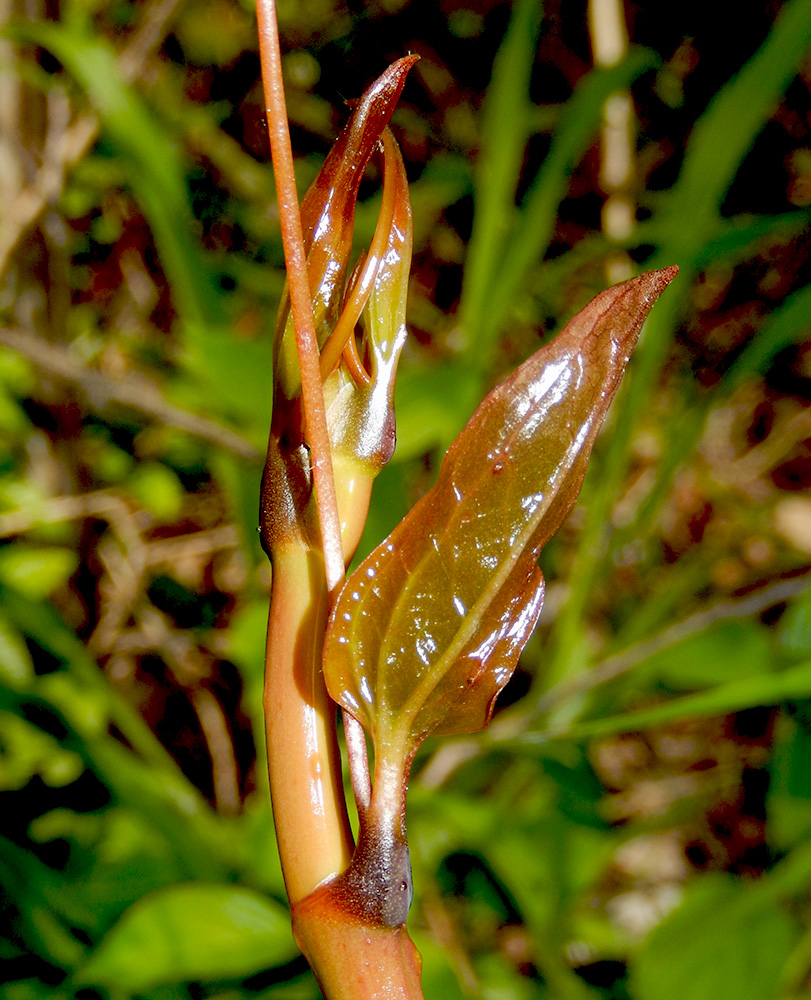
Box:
[649, 263, 680, 295]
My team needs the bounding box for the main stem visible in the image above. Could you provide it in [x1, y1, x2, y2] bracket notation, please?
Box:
[257, 16, 425, 996]
[256, 0, 344, 596]
[264, 548, 353, 903]
[257, 0, 352, 901]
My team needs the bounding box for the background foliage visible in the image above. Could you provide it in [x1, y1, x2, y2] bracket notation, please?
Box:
[2, 0, 811, 997]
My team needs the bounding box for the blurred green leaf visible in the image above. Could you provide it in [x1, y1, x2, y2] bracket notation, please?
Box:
[27, 807, 187, 932]
[127, 461, 184, 521]
[0, 608, 34, 690]
[0, 711, 83, 789]
[0, 983, 71, 1000]
[725, 280, 811, 389]
[77, 883, 297, 990]
[410, 932, 467, 1000]
[533, 658, 811, 743]
[0, 347, 34, 395]
[392, 360, 478, 460]
[635, 620, 776, 690]
[687, 209, 811, 270]
[0, 546, 77, 600]
[541, 751, 608, 829]
[768, 717, 811, 849]
[179, 326, 273, 430]
[777, 586, 811, 660]
[631, 875, 797, 1000]
[36, 673, 109, 739]
[0, 386, 30, 434]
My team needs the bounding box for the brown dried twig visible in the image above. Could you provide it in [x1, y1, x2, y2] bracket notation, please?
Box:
[0, 0, 186, 277]
[0, 326, 261, 460]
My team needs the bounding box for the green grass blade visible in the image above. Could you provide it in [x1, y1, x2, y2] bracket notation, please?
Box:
[459, 0, 544, 354]
[656, 0, 811, 250]
[726, 280, 811, 388]
[524, 659, 811, 744]
[485, 49, 659, 347]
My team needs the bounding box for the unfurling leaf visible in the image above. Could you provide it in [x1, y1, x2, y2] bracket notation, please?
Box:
[261, 59, 416, 559]
[324, 267, 678, 765]
[273, 55, 418, 404]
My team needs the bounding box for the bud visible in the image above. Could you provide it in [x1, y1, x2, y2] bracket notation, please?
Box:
[261, 58, 416, 559]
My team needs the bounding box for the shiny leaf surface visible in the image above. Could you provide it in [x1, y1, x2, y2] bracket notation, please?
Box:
[324, 267, 678, 760]
[324, 128, 412, 471]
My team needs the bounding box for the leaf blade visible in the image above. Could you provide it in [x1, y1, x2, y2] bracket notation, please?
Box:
[76, 883, 297, 991]
[325, 267, 678, 758]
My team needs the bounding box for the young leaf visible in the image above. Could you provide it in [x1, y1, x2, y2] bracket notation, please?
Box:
[273, 55, 418, 402]
[323, 128, 412, 473]
[261, 60, 416, 559]
[324, 267, 678, 765]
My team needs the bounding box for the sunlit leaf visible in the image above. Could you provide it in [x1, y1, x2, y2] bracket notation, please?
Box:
[325, 267, 677, 762]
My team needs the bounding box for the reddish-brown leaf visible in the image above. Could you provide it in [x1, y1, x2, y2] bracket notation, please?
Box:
[324, 267, 678, 763]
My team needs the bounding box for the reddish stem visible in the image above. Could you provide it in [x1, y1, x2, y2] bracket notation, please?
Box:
[256, 0, 345, 597]
[344, 711, 371, 815]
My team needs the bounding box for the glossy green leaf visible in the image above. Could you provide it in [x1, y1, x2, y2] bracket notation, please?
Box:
[325, 268, 677, 761]
[77, 883, 297, 991]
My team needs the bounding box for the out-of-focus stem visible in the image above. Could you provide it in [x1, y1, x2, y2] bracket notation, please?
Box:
[588, 0, 636, 283]
[264, 545, 354, 903]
